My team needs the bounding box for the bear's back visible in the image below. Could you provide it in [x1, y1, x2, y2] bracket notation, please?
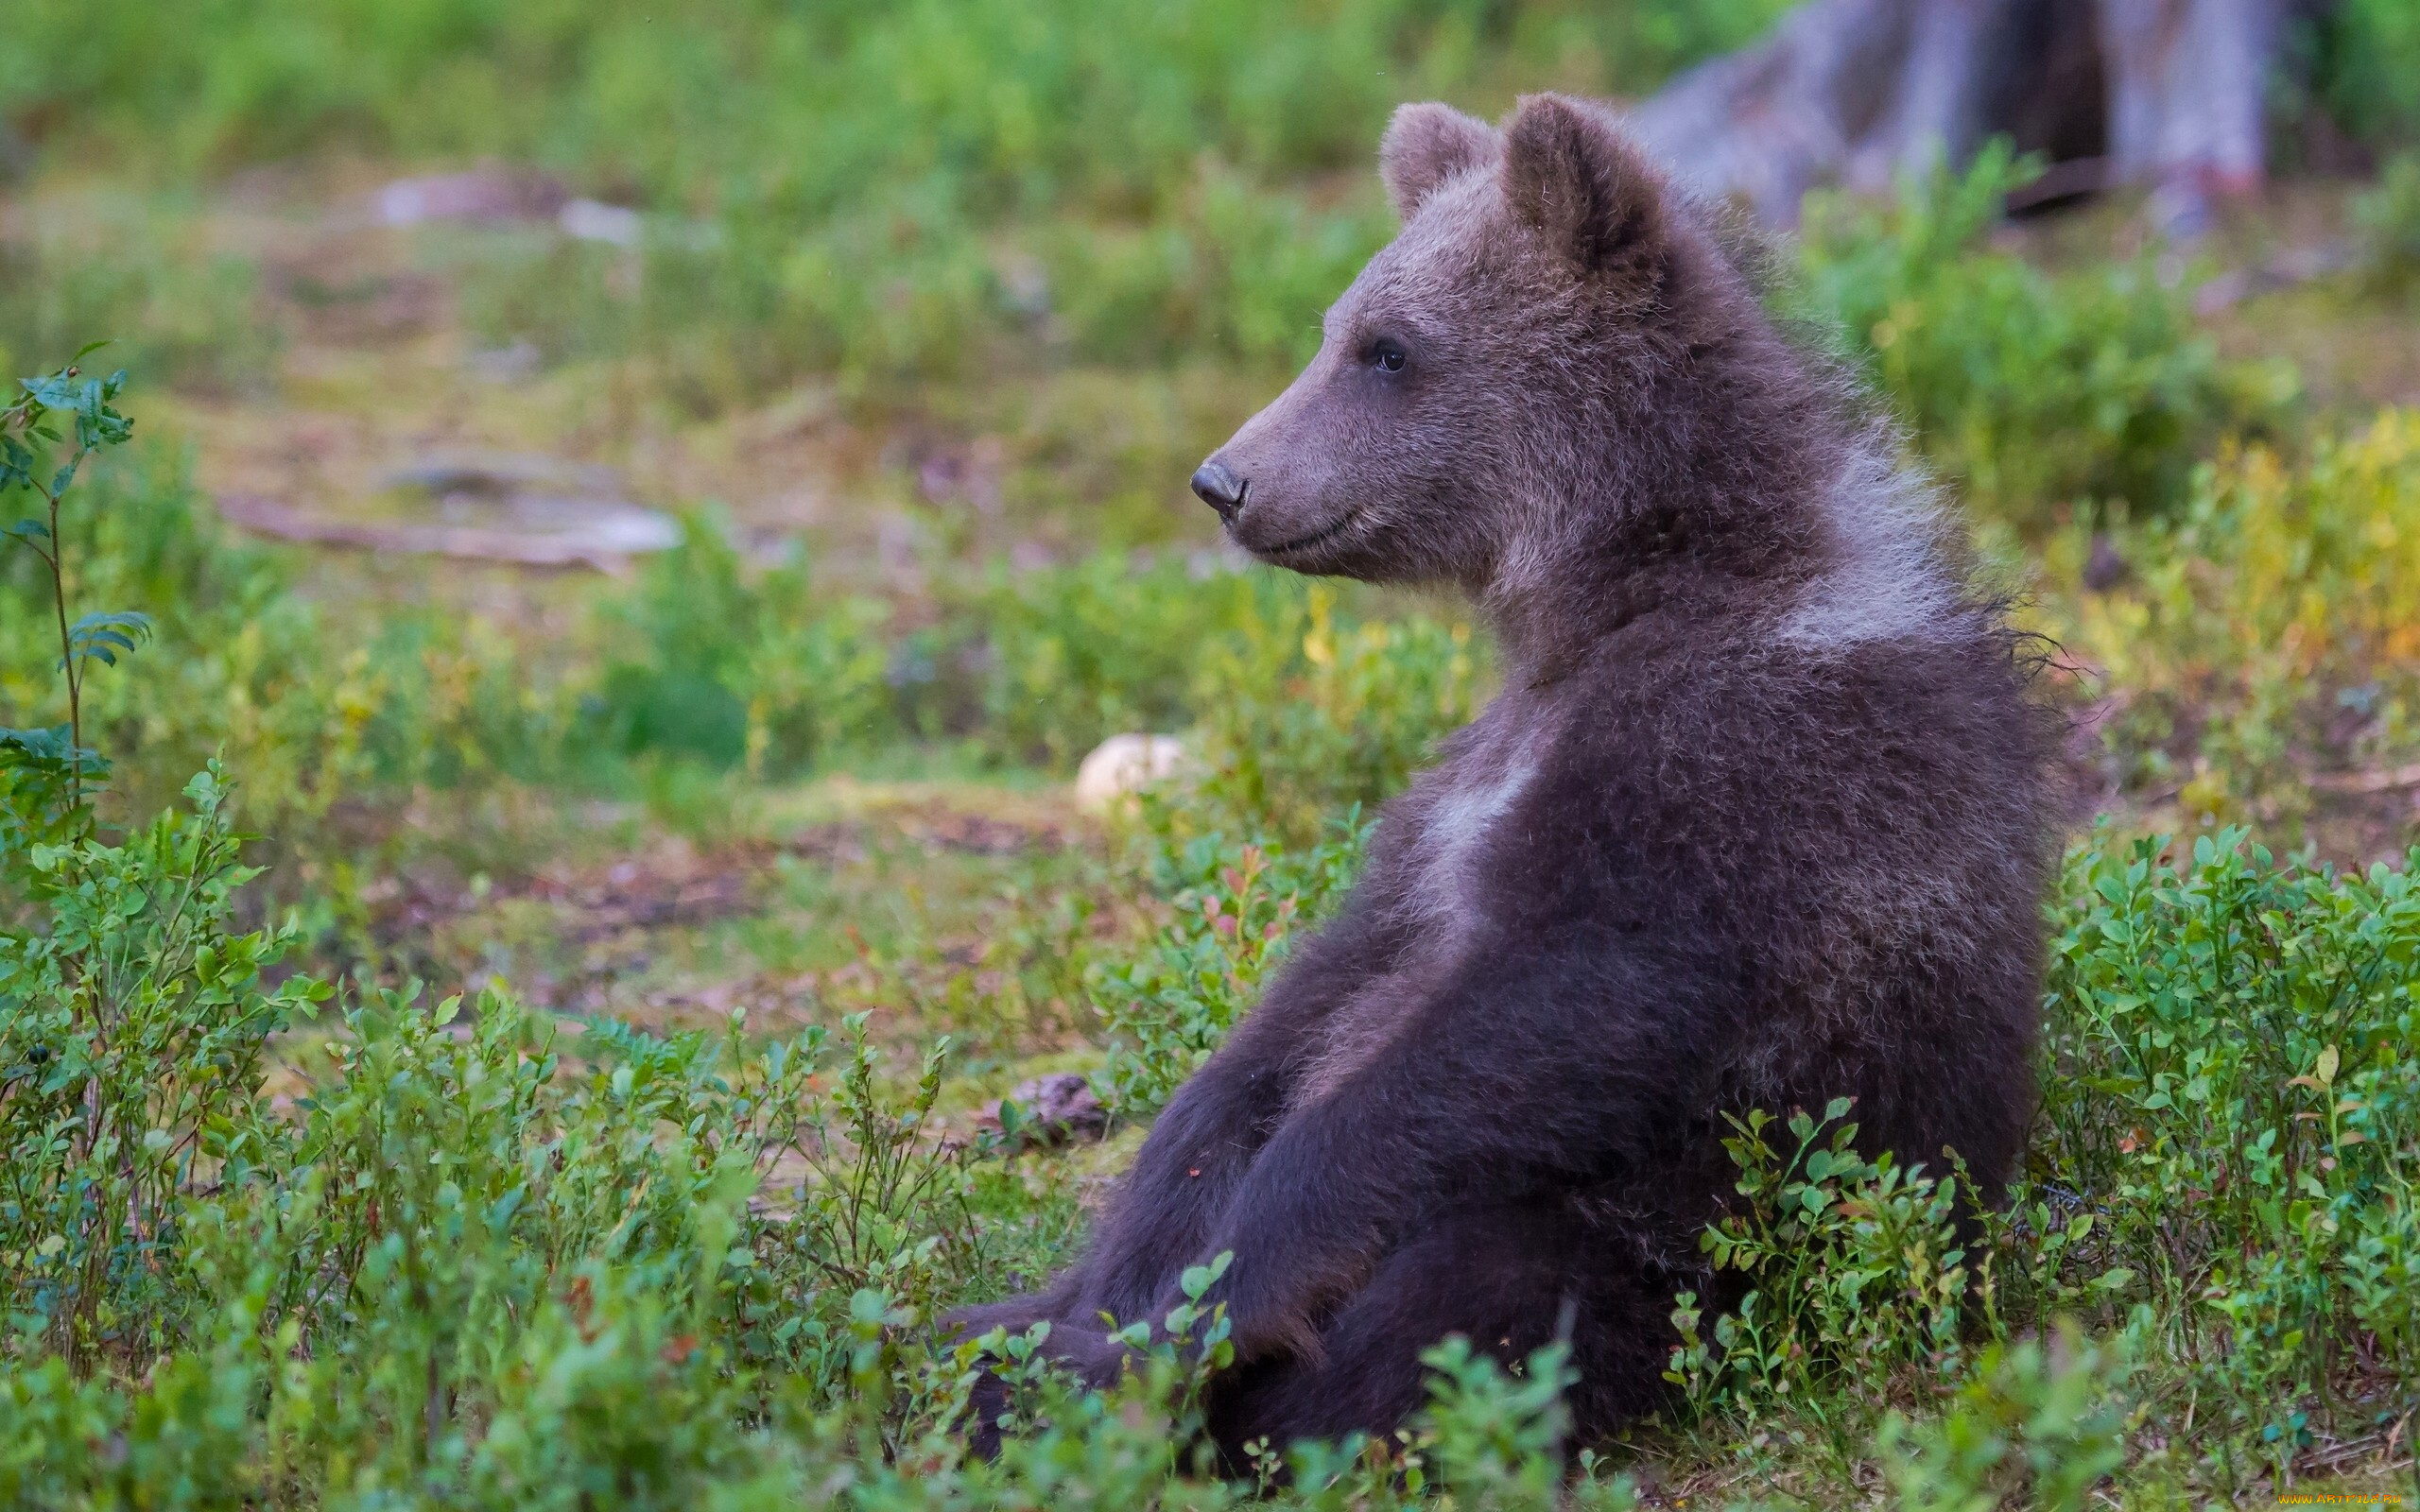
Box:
[1320, 556, 2048, 1192]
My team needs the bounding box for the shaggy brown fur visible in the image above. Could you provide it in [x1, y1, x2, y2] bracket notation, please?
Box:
[955, 93, 2054, 1458]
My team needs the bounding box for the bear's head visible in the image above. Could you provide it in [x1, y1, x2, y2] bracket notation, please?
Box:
[1193, 94, 1784, 600]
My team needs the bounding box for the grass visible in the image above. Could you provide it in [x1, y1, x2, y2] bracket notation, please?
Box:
[4, 0, 2420, 1503]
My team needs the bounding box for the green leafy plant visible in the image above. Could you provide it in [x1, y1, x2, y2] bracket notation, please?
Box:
[1872, 1323, 2135, 1512]
[589, 513, 895, 774]
[1179, 583, 1484, 847]
[0, 765, 325, 1367]
[0, 351, 142, 831]
[2031, 828, 2420, 1473]
[0, 355, 329, 1372]
[1410, 1336, 1579, 1506]
[1665, 1099, 1979, 1442]
[1095, 826, 1364, 1117]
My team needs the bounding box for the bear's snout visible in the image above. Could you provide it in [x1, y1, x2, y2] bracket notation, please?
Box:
[1190, 460, 1248, 522]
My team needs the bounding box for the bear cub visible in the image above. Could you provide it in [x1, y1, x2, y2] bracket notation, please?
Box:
[955, 93, 2053, 1455]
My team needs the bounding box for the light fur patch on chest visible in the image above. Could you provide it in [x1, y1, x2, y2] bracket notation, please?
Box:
[1289, 743, 1539, 1109]
[1405, 748, 1539, 926]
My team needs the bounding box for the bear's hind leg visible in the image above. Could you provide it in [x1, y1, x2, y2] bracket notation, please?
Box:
[1201, 1199, 1676, 1467]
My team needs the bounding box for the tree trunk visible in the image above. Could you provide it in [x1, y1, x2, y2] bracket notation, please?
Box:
[1626, 0, 2290, 226]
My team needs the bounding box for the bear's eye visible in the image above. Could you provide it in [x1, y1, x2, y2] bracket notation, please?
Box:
[1368, 338, 1408, 374]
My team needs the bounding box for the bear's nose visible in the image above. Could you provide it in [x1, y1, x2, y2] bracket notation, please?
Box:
[1190, 461, 1247, 521]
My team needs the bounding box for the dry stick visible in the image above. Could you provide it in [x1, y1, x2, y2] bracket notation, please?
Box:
[2313, 763, 2420, 795]
[215, 491, 652, 573]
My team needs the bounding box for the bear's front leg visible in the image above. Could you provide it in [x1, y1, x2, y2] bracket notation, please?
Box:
[1065, 906, 1407, 1332]
[1164, 947, 1701, 1366]
[942, 1050, 1286, 1409]
[1067, 999, 1324, 1331]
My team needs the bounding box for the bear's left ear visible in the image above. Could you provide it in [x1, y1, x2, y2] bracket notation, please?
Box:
[1380, 102, 1499, 221]
[1501, 94, 1666, 279]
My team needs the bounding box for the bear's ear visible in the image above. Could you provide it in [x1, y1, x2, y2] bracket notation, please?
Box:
[1501, 94, 1666, 279]
[1379, 102, 1498, 220]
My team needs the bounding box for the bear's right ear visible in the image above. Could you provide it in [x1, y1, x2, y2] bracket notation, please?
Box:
[1501, 94, 1666, 281]
[1379, 102, 1498, 220]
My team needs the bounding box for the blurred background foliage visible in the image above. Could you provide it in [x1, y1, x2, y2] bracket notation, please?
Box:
[2, 0, 1802, 393]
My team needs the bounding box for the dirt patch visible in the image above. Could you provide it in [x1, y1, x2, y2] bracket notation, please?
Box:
[352, 797, 1090, 1034]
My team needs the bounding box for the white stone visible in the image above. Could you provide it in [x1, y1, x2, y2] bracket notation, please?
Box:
[560, 198, 644, 247]
[1074, 733, 1189, 811]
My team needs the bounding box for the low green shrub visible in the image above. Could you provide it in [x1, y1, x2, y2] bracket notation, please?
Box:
[1870, 1325, 2136, 1512]
[1665, 1101, 1979, 1434]
[928, 550, 1280, 770]
[2309, 0, 2420, 150]
[585, 515, 893, 775]
[0, 765, 326, 1366]
[584, 520, 1348, 777]
[2031, 828, 2420, 1471]
[1660, 827, 2420, 1483]
[2355, 150, 2420, 297]
[1180, 584, 1486, 847]
[1093, 827, 1367, 1118]
[1794, 144, 2294, 533]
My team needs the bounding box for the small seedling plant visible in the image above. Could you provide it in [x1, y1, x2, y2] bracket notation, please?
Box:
[1, 348, 147, 837]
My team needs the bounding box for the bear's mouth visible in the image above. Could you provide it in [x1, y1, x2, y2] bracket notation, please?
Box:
[1254, 510, 1362, 559]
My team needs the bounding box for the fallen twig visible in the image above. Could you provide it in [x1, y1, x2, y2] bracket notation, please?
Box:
[216, 491, 673, 573]
[2313, 762, 2420, 796]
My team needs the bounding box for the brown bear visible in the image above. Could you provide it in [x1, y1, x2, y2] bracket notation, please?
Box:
[955, 92, 2053, 1458]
